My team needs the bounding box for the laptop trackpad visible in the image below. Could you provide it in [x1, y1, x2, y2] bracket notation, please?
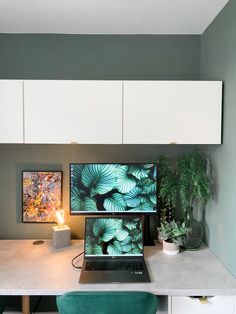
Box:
[80, 271, 103, 283]
[102, 271, 125, 283]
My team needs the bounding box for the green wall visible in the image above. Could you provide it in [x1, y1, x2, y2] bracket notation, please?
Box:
[0, 34, 200, 239]
[0, 144, 198, 239]
[0, 34, 200, 79]
[201, 0, 236, 276]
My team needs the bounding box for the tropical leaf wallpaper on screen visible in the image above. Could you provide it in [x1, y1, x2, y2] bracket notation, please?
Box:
[70, 163, 157, 213]
[85, 218, 143, 256]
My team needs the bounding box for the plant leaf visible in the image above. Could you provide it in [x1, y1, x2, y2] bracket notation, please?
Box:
[133, 231, 143, 242]
[103, 193, 127, 212]
[124, 186, 142, 208]
[81, 164, 117, 197]
[107, 240, 123, 255]
[71, 164, 84, 186]
[121, 243, 132, 253]
[93, 218, 116, 242]
[115, 227, 129, 241]
[83, 197, 98, 211]
[143, 164, 155, 169]
[70, 186, 85, 211]
[145, 182, 157, 205]
[116, 165, 137, 193]
[124, 220, 138, 231]
[92, 245, 103, 255]
[70, 186, 97, 212]
[128, 165, 150, 180]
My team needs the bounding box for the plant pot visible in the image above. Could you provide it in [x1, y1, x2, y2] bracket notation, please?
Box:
[184, 206, 203, 250]
[162, 240, 179, 255]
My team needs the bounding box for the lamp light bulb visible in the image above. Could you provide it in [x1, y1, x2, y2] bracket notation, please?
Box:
[56, 209, 65, 229]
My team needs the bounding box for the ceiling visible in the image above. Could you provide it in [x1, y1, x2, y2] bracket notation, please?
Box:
[0, 0, 229, 34]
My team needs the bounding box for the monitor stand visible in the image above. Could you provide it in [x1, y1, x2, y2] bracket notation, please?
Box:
[142, 215, 155, 246]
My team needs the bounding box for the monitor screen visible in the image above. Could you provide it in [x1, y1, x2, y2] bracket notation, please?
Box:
[70, 163, 157, 214]
[84, 217, 143, 257]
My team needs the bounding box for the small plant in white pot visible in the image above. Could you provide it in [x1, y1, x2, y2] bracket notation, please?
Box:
[158, 221, 189, 256]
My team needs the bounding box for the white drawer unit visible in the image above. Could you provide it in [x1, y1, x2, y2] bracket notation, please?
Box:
[0, 80, 24, 143]
[123, 81, 222, 144]
[24, 80, 123, 144]
[170, 296, 235, 314]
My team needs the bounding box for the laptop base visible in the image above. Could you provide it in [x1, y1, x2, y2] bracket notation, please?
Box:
[79, 259, 150, 284]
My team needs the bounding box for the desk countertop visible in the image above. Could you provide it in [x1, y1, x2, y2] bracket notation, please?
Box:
[0, 240, 235, 296]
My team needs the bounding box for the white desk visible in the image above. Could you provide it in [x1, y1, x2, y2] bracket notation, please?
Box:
[0, 240, 236, 313]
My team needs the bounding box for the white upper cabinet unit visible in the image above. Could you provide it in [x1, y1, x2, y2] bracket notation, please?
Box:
[24, 80, 122, 144]
[123, 81, 222, 144]
[0, 80, 24, 143]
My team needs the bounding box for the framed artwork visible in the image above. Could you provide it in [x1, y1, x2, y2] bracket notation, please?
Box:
[22, 171, 63, 223]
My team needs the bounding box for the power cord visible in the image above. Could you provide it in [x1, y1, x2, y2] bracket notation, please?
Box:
[71, 251, 84, 269]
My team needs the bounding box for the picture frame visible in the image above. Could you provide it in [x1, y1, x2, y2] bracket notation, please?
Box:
[22, 171, 63, 223]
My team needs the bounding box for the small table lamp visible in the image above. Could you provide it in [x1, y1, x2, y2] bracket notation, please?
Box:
[52, 209, 71, 249]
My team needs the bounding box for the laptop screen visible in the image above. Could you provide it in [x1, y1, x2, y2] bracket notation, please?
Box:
[84, 217, 143, 257]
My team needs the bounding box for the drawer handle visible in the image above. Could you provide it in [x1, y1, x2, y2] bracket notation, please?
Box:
[199, 297, 208, 304]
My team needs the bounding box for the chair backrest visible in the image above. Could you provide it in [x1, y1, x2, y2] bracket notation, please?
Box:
[56, 291, 158, 314]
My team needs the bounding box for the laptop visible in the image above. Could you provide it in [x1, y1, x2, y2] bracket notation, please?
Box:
[79, 216, 151, 283]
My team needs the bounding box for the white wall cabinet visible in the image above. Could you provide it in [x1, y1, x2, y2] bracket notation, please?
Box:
[123, 81, 222, 144]
[170, 296, 235, 314]
[24, 80, 122, 144]
[0, 80, 222, 144]
[0, 80, 24, 143]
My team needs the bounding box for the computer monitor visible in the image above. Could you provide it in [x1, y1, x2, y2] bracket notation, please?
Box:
[69, 163, 157, 215]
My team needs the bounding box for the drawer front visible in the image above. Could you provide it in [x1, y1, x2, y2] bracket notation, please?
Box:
[171, 296, 235, 314]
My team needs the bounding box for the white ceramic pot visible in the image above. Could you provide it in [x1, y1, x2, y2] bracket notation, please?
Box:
[162, 240, 179, 255]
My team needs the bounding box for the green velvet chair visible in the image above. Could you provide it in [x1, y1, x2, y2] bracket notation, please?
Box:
[56, 291, 158, 314]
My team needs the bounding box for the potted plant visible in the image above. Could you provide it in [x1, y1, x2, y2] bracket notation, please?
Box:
[158, 220, 189, 255]
[157, 156, 178, 224]
[177, 150, 212, 249]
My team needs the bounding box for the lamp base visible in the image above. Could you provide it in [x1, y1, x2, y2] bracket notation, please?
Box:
[52, 225, 71, 249]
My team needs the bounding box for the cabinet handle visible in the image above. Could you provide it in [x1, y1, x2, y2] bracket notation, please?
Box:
[190, 296, 210, 304]
[169, 141, 177, 144]
[70, 141, 79, 144]
[199, 297, 208, 304]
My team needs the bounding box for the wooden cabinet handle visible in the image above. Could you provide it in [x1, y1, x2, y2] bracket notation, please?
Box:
[199, 297, 208, 304]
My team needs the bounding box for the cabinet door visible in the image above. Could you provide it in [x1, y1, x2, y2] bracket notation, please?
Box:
[24, 81, 122, 144]
[0, 80, 23, 143]
[123, 81, 222, 144]
[171, 296, 235, 314]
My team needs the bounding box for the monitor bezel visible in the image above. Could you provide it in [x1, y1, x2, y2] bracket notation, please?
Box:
[69, 162, 158, 216]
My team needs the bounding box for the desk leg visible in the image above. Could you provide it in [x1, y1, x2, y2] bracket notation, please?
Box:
[22, 295, 30, 314]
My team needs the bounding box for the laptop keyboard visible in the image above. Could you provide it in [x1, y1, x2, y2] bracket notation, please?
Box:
[85, 260, 144, 272]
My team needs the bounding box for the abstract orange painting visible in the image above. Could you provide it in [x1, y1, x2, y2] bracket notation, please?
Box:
[22, 171, 62, 223]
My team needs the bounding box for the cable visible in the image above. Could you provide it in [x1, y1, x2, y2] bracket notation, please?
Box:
[71, 251, 84, 269]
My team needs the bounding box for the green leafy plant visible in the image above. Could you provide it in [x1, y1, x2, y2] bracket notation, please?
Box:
[177, 150, 211, 213]
[157, 156, 178, 224]
[158, 220, 190, 246]
[158, 156, 178, 208]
